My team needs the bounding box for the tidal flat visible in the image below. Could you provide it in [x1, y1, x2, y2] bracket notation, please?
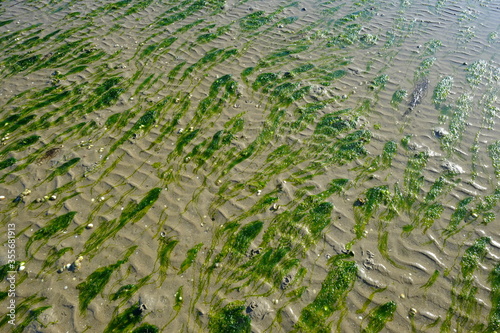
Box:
[0, 0, 499, 332]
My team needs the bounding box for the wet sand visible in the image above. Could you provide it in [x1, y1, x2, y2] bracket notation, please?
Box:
[0, 0, 499, 332]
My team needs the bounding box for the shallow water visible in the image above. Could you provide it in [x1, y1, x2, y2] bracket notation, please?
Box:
[0, 0, 499, 332]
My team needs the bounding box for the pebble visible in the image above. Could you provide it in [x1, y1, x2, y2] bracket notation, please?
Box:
[86, 223, 94, 229]
[0, 195, 5, 200]
[257, 190, 262, 196]
[49, 195, 57, 201]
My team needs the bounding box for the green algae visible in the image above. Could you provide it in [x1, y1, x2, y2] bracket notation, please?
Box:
[293, 256, 357, 332]
[441, 237, 490, 332]
[44, 157, 80, 183]
[0, 157, 16, 170]
[0, 135, 40, 157]
[488, 141, 500, 179]
[370, 74, 389, 91]
[25, 212, 77, 256]
[443, 197, 473, 238]
[208, 301, 251, 333]
[486, 264, 500, 332]
[351, 186, 391, 246]
[421, 269, 440, 290]
[83, 188, 161, 256]
[252, 72, 279, 91]
[157, 237, 179, 284]
[103, 302, 145, 333]
[240, 10, 272, 31]
[466, 60, 488, 87]
[132, 324, 160, 333]
[403, 151, 428, 211]
[420, 38, 440, 54]
[179, 243, 203, 274]
[362, 301, 397, 333]
[77, 246, 136, 314]
[37, 246, 72, 277]
[433, 76, 453, 105]
[0, 295, 50, 333]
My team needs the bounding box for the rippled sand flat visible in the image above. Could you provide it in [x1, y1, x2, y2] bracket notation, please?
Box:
[0, 0, 499, 332]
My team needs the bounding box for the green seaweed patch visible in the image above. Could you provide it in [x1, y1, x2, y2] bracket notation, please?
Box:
[0, 157, 16, 170]
[83, 188, 161, 255]
[0, 135, 40, 157]
[369, 74, 389, 91]
[240, 10, 273, 31]
[38, 246, 72, 277]
[421, 269, 440, 290]
[26, 212, 77, 256]
[174, 286, 183, 311]
[44, 157, 80, 183]
[110, 276, 151, 304]
[157, 237, 179, 284]
[466, 60, 488, 87]
[156, 1, 206, 27]
[326, 24, 363, 49]
[124, 0, 154, 16]
[433, 76, 453, 105]
[486, 264, 500, 332]
[103, 302, 145, 333]
[178, 243, 203, 274]
[423, 39, 442, 56]
[441, 237, 490, 331]
[327, 129, 372, 165]
[403, 151, 428, 210]
[351, 186, 391, 246]
[0, 296, 51, 333]
[252, 72, 279, 91]
[415, 57, 435, 80]
[229, 221, 263, 255]
[362, 301, 397, 333]
[77, 246, 136, 314]
[441, 94, 471, 152]
[208, 301, 251, 333]
[294, 256, 357, 332]
[132, 324, 159, 333]
[360, 33, 378, 47]
[488, 141, 500, 179]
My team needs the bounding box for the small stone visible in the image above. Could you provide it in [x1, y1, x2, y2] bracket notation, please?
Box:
[49, 195, 57, 201]
[21, 189, 31, 197]
[409, 308, 417, 317]
[257, 190, 262, 196]
[57, 267, 65, 273]
[0, 195, 5, 200]
[400, 293, 406, 299]
[35, 198, 43, 203]
[273, 299, 279, 304]
[86, 223, 94, 229]
[18, 265, 25, 271]
[178, 128, 184, 134]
